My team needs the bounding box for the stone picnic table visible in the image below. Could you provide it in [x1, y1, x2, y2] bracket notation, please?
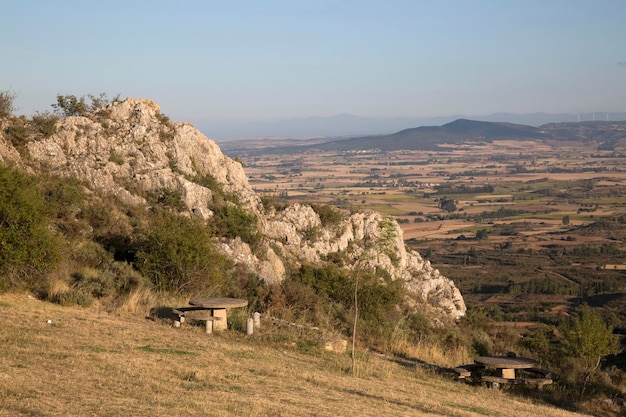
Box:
[173, 297, 248, 333]
[474, 355, 537, 379]
[454, 355, 553, 389]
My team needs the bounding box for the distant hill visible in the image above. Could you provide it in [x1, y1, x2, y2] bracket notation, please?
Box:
[312, 119, 547, 152]
[206, 112, 626, 140]
[223, 119, 626, 155]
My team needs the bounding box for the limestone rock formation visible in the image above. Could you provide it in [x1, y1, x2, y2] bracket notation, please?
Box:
[261, 207, 466, 320]
[2, 98, 466, 322]
[26, 98, 262, 215]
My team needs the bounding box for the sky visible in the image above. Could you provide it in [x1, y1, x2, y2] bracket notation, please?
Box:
[3, 0, 626, 136]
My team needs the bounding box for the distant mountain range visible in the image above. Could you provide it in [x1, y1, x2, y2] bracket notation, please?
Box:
[220, 118, 626, 155]
[205, 112, 626, 140]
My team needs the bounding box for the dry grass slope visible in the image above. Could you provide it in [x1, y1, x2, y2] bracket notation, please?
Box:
[0, 294, 590, 417]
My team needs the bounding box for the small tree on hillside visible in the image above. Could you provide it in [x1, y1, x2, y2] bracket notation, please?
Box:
[560, 305, 618, 371]
[559, 305, 619, 397]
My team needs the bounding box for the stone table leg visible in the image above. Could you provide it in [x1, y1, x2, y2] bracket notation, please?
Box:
[501, 368, 515, 379]
[213, 308, 227, 331]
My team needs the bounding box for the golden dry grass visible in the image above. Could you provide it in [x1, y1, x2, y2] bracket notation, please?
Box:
[0, 293, 591, 417]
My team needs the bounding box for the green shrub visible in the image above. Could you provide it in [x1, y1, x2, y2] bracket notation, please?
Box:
[277, 277, 326, 324]
[52, 94, 89, 117]
[52, 93, 118, 117]
[0, 89, 17, 117]
[227, 265, 271, 314]
[134, 209, 232, 293]
[287, 264, 403, 344]
[303, 225, 321, 242]
[155, 112, 171, 126]
[106, 261, 148, 293]
[159, 128, 175, 142]
[51, 288, 94, 307]
[4, 117, 30, 150]
[146, 188, 186, 211]
[31, 111, 59, 137]
[356, 270, 402, 325]
[210, 204, 261, 248]
[41, 175, 85, 219]
[87, 93, 119, 110]
[297, 264, 351, 303]
[68, 263, 146, 300]
[400, 311, 434, 344]
[78, 199, 137, 262]
[0, 164, 62, 275]
[188, 172, 234, 206]
[311, 204, 344, 227]
[79, 198, 127, 235]
[71, 267, 116, 298]
[260, 195, 288, 212]
[108, 151, 125, 165]
[70, 241, 112, 268]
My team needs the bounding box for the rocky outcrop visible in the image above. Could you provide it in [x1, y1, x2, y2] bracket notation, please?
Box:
[26, 98, 261, 214]
[261, 206, 465, 320]
[2, 98, 466, 322]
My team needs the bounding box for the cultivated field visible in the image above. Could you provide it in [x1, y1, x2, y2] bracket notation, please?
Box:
[234, 139, 626, 326]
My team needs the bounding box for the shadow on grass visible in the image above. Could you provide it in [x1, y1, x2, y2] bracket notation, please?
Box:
[148, 305, 175, 321]
[336, 387, 451, 416]
[386, 352, 455, 378]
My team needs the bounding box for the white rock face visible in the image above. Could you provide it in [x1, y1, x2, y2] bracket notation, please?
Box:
[26, 98, 261, 214]
[2, 98, 466, 322]
[262, 207, 466, 321]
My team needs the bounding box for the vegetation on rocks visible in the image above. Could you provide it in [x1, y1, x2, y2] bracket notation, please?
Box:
[135, 209, 232, 294]
[0, 89, 17, 117]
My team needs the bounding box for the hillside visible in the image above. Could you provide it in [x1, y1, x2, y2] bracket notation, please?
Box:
[1, 95, 623, 415]
[0, 293, 591, 417]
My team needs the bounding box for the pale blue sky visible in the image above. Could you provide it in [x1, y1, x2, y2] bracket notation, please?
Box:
[3, 1, 626, 129]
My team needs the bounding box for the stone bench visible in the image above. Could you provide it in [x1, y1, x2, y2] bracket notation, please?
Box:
[453, 363, 553, 390]
[173, 307, 222, 334]
[523, 367, 553, 379]
[452, 363, 484, 382]
[481, 374, 553, 390]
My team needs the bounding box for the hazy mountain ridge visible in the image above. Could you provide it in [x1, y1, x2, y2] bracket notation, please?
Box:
[208, 112, 626, 141]
[222, 118, 626, 155]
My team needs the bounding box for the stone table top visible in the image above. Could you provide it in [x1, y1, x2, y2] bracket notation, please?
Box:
[189, 297, 248, 309]
[474, 356, 538, 369]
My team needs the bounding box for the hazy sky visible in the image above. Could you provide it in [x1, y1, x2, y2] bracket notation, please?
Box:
[3, 0, 626, 127]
